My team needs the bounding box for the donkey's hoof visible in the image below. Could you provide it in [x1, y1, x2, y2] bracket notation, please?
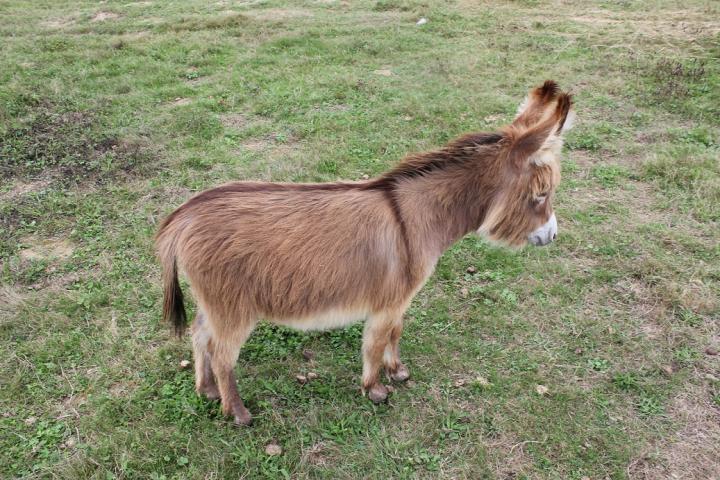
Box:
[389, 364, 410, 383]
[198, 384, 221, 400]
[233, 412, 253, 426]
[368, 383, 389, 404]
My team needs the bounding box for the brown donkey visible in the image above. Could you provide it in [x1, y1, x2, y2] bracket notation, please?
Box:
[156, 81, 574, 425]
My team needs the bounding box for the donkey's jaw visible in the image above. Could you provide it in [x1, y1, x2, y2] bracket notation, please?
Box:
[528, 213, 557, 246]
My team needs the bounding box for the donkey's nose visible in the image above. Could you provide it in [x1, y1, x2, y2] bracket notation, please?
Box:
[528, 213, 557, 247]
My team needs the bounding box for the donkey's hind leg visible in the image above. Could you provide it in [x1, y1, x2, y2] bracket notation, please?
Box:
[208, 317, 256, 426]
[191, 311, 220, 400]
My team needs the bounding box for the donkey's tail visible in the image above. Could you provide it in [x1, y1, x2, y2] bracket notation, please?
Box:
[156, 215, 188, 337]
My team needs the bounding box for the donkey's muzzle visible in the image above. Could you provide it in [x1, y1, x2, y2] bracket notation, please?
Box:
[528, 213, 557, 247]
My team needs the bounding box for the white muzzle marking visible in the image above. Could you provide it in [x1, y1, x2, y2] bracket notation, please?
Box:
[528, 213, 557, 247]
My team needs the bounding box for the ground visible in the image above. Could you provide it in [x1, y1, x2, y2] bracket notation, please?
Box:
[0, 0, 718, 478]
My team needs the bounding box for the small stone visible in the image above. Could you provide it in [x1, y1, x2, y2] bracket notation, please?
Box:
[64, 437, 77, 448]
[453, 378, 467, 387]
[179, 360, 191, 369]
[307, 372, 319, 380]
[2, 412, 11, 418]
[660, 365, 673, 376]
[575, 348, 583, 355]
[705, 347, 718, 356]
[460, 287, 469, 298]
[302, 349, 315, 361]
[265, 443, 282, 456]
[296, 374, 307, 385]
[373, 69, 393, 77]
[361, 174, 369, 180]
[416, 17, 428, 25]
[406, 380, 416, 388]
[25, 416, 37, 426]
[535, 385, 549, 395]
[466, 266, 477, 274]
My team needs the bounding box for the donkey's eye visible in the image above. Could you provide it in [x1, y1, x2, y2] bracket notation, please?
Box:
[533, 193, 548, 205]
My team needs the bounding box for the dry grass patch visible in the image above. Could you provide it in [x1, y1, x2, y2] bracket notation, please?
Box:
[243, 8, 314, 21]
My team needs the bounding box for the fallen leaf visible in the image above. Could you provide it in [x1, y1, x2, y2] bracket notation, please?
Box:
[307, 372, 319, 380]
[373, 69, 393, 77]
[179, 359, 191, 369]
[535, 385, 549, 395]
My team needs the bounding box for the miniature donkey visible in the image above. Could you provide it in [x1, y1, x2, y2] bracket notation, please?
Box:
[156, 81, 574, 425]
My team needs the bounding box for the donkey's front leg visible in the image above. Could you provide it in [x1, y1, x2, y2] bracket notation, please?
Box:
[361, 309, 404, 403]
[383, 321, 410, 383]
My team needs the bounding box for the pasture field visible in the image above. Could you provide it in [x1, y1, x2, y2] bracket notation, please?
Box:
[1, 0, 719, 478]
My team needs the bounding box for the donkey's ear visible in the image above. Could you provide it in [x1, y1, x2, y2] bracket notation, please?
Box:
[513, 80, 574, 136]
[504, 82, 574, 165]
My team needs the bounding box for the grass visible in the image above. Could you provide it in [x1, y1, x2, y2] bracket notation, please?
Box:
[1, 0, 719, 478]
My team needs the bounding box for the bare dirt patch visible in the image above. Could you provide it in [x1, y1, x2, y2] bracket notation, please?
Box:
[0, 179, 51, 202]
[19, 237, 74, 262]
[91, 12, 121, 22]
[629, 387, 720, 479]
[170, 97, 191, 106]
[219, 113, 250, 130]
[488, 433, 534, 478]
[240, 139, 271, 152]
[0, 105, 160, 182]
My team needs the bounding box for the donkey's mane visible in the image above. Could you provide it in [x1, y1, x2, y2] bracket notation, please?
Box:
[367, 132, 503, 190]
[164, 131, 504, 226]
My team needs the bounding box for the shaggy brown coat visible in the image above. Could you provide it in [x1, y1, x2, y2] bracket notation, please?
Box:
[156, 81, 574, 425]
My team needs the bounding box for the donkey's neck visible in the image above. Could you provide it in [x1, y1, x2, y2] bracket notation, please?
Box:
[392, 162, 496, 273]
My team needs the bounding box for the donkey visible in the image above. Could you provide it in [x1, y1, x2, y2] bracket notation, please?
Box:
[156, 81, 574, 426]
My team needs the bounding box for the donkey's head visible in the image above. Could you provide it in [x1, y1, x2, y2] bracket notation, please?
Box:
[478, 81, 574, 248]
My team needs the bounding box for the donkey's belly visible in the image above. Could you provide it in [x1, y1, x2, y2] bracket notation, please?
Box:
[268, 308, 369, 332]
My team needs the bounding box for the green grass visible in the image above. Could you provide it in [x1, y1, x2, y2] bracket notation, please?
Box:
[1, 1, 719, 478]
